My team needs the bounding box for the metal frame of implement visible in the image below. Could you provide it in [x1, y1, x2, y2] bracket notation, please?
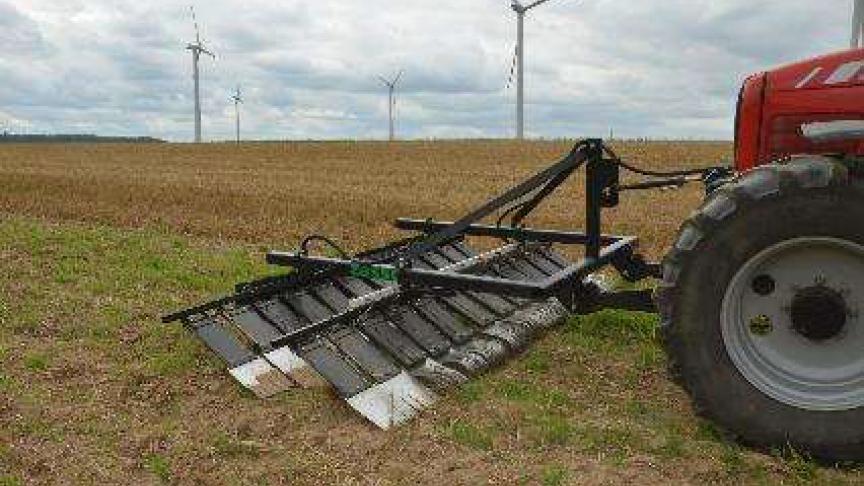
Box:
[164, 138, 659, 326]
[162, 138, 697, 428]
[264, 138, 659, 314]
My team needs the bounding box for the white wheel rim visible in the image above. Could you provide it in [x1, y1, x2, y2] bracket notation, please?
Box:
[721, 237, 864, 411]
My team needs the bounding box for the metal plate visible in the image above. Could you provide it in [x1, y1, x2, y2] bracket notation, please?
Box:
[359, 315, 428, 367]
[524, 251, 562, 275]
[411, 358, 470, 390]
[511, 256, 550, 279]
[439, 338, 509, 376]
[440, 293, 498, 326]
[536, 246, 570, 269]
[420, 251, 451, 269]
[435, 245, 469, 263]
[254, 298, 304, 333]
[283, 291, 333, 323]
[387, 306, 452, 356]
[338, 276, 377, 296]
[232, 308, 282, 349]
[412, 299, 474, 344]
[297, 340, 370, 398]
[194, 319, 256, 367]
[329, 326, 401, 383]
[421, 246, 515, 315]
[467, 290, 514, 315]
[311, 283, 351, 312]
[450, 241, 476, 258]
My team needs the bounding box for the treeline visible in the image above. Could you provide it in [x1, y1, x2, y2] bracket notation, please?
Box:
[0, 133, 165, 144]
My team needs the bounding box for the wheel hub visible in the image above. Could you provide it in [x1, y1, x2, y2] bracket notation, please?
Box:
[721, 237, 864, 411]
[791, 285, 848, 342]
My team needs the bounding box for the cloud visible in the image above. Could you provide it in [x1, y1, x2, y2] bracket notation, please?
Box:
[0, 0, 855, 140]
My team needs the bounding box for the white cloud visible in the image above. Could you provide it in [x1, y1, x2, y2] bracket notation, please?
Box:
[0, 0, 854, 141]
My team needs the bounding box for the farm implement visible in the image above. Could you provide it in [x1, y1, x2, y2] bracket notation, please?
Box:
[163, 139, 689, 428]
[166, 47, 864, 461]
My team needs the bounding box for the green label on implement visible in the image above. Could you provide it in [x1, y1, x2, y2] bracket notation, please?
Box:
[349, 263, 399, 282]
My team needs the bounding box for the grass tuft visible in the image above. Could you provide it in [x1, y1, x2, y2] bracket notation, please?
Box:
[524, 350, 551, 373]
[777, 445, 818, 482]
[495, 380, 569, 409]
[23, 352, 48, 372]
[212, 433, 263, 459]
[567, 310, 658, 345]
[143, 453, 171, 483]
[541, 465, 568, 486]
[448, 419, 494, 451]
[528, 414, 572, 446]
[455, 381, 485, 404]
[0, 476, 22, 486]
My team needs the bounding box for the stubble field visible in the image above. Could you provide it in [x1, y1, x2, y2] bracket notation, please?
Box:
[0, 140, 861, 485]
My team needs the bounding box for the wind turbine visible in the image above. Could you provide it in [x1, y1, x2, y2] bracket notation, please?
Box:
[231, 85, 243, 144]
[853, 0, 864, 48]
[510, 0, 555, 140]
[187, 6, 215, 143]
[378, 70, 403, 141]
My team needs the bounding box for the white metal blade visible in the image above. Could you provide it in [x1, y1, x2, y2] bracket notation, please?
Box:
[346, 371, 438, 429]
[228, 358, 295, 398]
[264, 347, 326, 388]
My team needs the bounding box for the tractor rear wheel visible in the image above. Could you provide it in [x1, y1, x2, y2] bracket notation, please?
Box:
[657, 156, 864, 462]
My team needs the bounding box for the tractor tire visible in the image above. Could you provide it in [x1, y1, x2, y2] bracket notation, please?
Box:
[656, 156, 864, 462]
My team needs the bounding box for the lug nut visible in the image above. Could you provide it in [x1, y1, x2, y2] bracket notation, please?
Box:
[749, 315, 773, 336]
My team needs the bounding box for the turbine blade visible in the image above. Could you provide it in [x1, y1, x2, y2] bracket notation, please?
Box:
[377, 75, 391, 87]
[525, 0, 552, 10]
[393, 69, 404, 85]
[854, 0, 864, 48]
[190, 5, 201, 43]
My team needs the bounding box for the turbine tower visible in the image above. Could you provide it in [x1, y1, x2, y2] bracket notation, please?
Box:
[510, 0, 554, 140]
[378, 70, 403, 141]
[187, 6, 215, 143]
[231, 85, 243, 144]
[853, 0, 864, 48]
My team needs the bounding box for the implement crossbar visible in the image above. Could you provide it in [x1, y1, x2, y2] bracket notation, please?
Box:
[394, 219, 621, 246]
[266, 236, 637, 301]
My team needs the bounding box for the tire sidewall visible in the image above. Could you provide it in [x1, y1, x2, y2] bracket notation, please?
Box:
[672, 165, 864, 460]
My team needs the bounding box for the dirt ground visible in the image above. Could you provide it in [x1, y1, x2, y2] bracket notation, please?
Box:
[1, 141, 862, 485]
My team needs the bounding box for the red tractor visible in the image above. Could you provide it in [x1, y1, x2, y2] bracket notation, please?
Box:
[659, 47, 864, 461]
[165, 43, 864, 463]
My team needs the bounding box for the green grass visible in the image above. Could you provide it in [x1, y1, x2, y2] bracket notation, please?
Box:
[3, 215, 864, 484]
[143, 453, 171, 482]
[528, 414, 572, 446]
[523, 349, 551, 373]
[455, 380, 486, 404]
[0, 476, 22, 486]
[23, 352, 48, 372]
[448, 419, 495, 451]
[541, 465, 568, 486]
[0, 217, 283, 483]
[212, 432, 264, 459]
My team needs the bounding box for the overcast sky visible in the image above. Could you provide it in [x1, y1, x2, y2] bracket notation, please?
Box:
[0, 1, 855, 141]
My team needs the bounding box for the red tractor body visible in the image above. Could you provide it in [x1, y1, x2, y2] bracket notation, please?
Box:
[736, 48, 864, 171]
